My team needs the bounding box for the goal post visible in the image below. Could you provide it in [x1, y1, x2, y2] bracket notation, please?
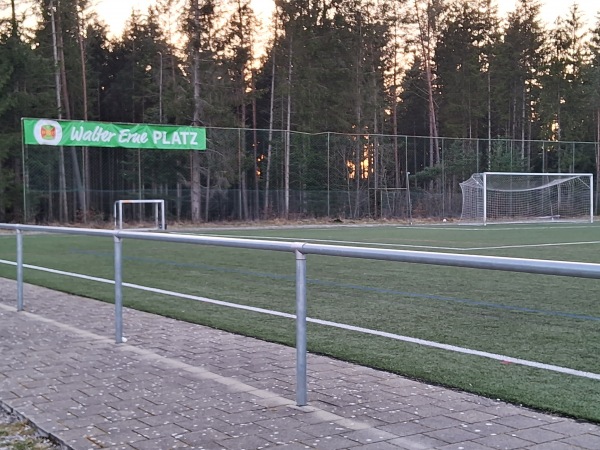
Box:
[114, 199, 166, 230]
[459, 172, 594, 225]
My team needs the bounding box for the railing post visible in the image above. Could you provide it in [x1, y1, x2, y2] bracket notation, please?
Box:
[295, 248, 307, 406]
[16, 228, 23, 311]
[114, 234, 123, 343]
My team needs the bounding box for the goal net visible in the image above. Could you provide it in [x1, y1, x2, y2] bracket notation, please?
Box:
[114, 199, 166, 230]
[459, 172, 593, 225]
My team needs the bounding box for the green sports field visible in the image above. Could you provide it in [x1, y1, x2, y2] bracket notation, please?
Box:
[1, 222, 600, 421]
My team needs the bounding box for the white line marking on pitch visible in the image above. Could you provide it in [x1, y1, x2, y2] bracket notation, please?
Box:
[464, 241, 600, 251]
[192, 232, 600, 253]
[190, 233, 463, 251]
[398, 224, 600, 231]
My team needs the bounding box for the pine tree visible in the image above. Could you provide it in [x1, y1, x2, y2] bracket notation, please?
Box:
[491, 0, 545, 169]
[538, 4, 589, 171]
[0, 3, 54, 221]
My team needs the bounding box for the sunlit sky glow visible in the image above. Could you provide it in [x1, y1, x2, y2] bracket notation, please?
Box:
[95, 0, 275, 38]
[95, 0, 599, 39]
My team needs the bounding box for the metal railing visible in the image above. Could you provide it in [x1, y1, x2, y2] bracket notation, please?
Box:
[2, 223, 600, 406]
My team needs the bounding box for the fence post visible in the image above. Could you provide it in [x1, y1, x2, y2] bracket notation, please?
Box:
[295, 247, 307, 406]
[16, 228, 23, 312]
[114, 234, 123, 343]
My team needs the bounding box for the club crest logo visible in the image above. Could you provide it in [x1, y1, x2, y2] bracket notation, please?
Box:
[33, 120, 62, 145]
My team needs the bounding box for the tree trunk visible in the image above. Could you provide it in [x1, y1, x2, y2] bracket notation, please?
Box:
[521, 83, 526, 163]
[176, 181, 182, 221]
[353, 17, 363, 218]
[56, 0, 85, 221]
[77, 1, 89, 222]
[596, 109, 600, 214]
[50, 0, 68, 222]
[239, 126, 248, 220]
[252, 70, 259, 220]
[414, 0, 439, 167]
[190, 0, 202, 223]
[204, 168, 210, 221]
[285, 40, 292, 219]
[263, 52, 276, 217]
[190, 151, 201, 222]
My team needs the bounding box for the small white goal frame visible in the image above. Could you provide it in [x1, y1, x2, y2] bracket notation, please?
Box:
[114, 199, 166, 230]
[459, 172, 594, 225]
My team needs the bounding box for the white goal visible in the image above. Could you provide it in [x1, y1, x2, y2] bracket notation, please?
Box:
[459, 172, 593, 225]
[114, 199, 166, 230]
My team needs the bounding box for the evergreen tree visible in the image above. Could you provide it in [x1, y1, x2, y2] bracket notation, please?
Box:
[396, 56, 430, 176]
[491, 0, 545, 169]
[583, 15, 600, 207]
[538, 4, 589, 171]
[407, 0, 447, 167]
[0, 7, 54, 221]
[434, 0, 499, 139]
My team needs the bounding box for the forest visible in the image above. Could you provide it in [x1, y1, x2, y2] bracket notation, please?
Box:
[1, 0, 600, 224]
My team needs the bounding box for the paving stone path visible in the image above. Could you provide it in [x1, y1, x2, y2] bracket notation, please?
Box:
[1, 278, 600, 449]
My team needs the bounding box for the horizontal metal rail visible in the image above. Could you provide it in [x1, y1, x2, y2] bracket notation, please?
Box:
[5, 224, 600, 278]
[2, 223, 600, 407]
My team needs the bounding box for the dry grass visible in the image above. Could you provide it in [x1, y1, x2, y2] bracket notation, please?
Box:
[0, 412, 57, 450]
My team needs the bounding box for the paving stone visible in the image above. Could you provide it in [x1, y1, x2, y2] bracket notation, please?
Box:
[424, 426, 481, 444]
[445, 409, 499, 424]
[178, 427, 230, 445]
[409, 404, 453, 417]
[129, 436, 189, 449]
[389, 433, 448, 449]
[134, 422, 189, 439]
[306, 435, 367, 449]
[512, 426, 566, 444]
[358, 442, 403, 450]
[541, 420, 600, 436]
[416, 415, 465, 430]
[436, 443, 496, 450]
[90, 429, 147, 447]
[494, 414, 550, 429]
[262, 427, 315, 445]
[526, 442, 582, 450]
[299, 421, 353, 438]
[364, 408, 419, 424]
[462, 420, 515, 436]
[473, 433, 535, 449]
[103, 444, 138, 450]
[215, 434, 272, 450]
[342, 428, 398, 444]
[96, 418, 149, 434]
[379, 421, 433, 437]
[561, 433, 600, 449]
[58, 413, 112, 429]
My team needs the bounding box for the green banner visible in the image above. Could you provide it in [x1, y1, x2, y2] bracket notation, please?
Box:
[22, 118, 206, 150]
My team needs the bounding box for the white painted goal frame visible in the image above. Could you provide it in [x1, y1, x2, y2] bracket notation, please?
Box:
[114, 199, 166, 230]
[459, 172, 594, 225]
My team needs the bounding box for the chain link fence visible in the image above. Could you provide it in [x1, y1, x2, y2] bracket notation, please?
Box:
[22, 128, 598, 225]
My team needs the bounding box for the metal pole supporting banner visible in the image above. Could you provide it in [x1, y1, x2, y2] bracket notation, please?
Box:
[114, 235, 124, 343]
[295, 248, 307, 406]
[483, 172, 488, 226]
[590, 175, 594, 224]
[154, 202, 159, 229]
[120, 202, 124, 230]
[16, 229, 23, 311]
